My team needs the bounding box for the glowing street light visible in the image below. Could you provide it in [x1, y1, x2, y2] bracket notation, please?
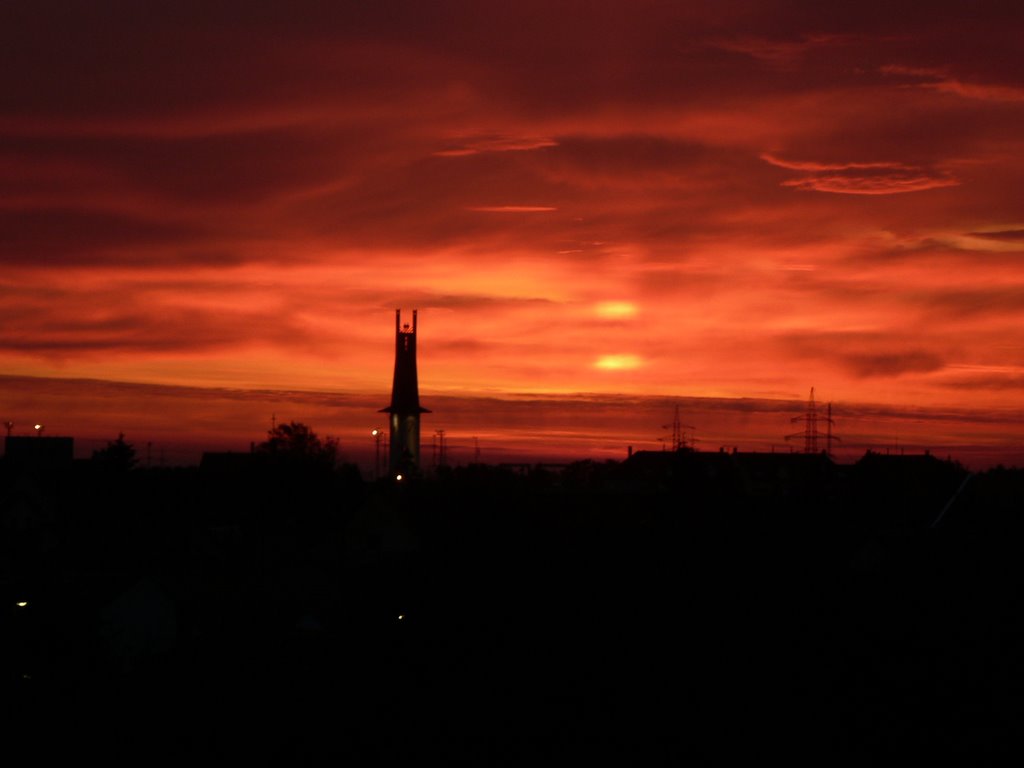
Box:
[371, 428, 382, 480]
[33, 424, 43, 436]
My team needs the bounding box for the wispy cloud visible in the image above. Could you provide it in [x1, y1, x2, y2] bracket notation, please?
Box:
[840, 352, 946, 378]
[434, 135, 558, 157]
[466, 206, 558, 212]
[760, 154, 901, 173]
[712, 34, 854, 65]
[763, 153, 959, 195]
[938, 369, 1024, 392]
[929, 79, 1024, 103]
[968, 229, 1024, 241]
[881, 64, 1024, 103]
[780, 172, 959, 195]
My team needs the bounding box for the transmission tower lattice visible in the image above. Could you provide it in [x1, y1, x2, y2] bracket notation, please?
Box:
[662, 404, 696, 452]
[786, 387, 840, 455]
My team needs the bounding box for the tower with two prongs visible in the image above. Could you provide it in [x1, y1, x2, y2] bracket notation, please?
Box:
[380, 309, 429, 476]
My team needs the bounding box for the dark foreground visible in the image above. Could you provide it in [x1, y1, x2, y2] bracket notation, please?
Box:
[4, 453, 1024, 762]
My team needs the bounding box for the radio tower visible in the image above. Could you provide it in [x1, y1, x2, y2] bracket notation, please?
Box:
[786, 387, 839, 454]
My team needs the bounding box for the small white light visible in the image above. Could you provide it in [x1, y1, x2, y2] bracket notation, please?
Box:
[397, 614, 404, 621]
[395, 474, 403, 481]
[16, 601, 28, 608]
[372, 429, 379, 436]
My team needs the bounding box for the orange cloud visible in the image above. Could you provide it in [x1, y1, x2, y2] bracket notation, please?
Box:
[880, 65, 1024, 104]
[465, 206, 558, 212]
[763, 154, 959, 195]
[1, 2, 1022, 467]
[433, 135, 558, 156]
[780, 172, 959, 195]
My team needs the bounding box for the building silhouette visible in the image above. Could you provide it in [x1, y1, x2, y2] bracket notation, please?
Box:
[380, 309, 429, 476]
[4, 435, 74, 467]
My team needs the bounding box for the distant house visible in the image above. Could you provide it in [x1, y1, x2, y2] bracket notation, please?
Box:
[729, 451, 838, 498]
[625, 448, 839, 502]
[199, 450, 259, 474]
[1, 436, 73, 544]
[4, 435, 74, 469]
[625, 448, 725, 489]
[851, 450, 968, 527]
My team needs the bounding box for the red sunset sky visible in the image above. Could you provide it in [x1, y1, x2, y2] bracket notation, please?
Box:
[1, 1, 1022, 469]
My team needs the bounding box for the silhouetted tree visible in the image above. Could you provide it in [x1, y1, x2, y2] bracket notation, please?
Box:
[92, 432, 137, 471]
[256, 421, 338, 468]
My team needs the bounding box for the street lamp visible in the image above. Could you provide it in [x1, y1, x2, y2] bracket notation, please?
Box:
[33, 424, 43, 436]
[371, 428, 382, 480]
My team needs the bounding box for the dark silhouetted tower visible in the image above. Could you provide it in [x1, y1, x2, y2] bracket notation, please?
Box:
[380, 309, 429, 476]
[786, 387, 840, 454]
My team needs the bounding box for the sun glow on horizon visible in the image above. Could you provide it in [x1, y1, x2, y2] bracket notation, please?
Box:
[595, 354, 643, 371]
[595, 301, 638, 319]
